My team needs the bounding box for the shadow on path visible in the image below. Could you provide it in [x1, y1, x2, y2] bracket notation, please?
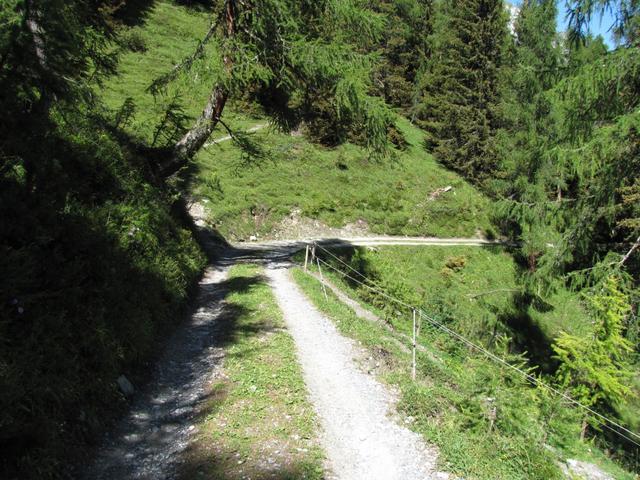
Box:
[82, 268, 269, 479]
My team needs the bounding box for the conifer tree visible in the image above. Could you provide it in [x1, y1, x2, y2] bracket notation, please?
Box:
[370, 0, 433, 112]
[495, 0, 561, 272]
[553, 277, 634, 439]
[153, 0, 394, 176]
[415, 0, 508, 179]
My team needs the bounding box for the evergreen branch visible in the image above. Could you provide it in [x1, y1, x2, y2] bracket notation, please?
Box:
[147, 16, 222, 95]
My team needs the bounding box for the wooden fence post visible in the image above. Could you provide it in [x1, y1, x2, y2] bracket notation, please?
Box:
[317, 257, 328, 300]
[412, 308, 417, 380]
[304, 244, 309, 272]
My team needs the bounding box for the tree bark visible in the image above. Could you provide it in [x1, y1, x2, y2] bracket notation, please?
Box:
[158, 86, 228, 176]
[25, 0, 47, 71]
[159, 1, 236, 177]
[619, 235, 640, 267]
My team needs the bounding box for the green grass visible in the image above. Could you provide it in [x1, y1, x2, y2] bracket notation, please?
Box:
[179, 264, 324, 480]
[99, 2, 495, 242]
[334, 245, 589, 341]
[193, 116, 495, 240]
[292, 265, 636, 480]
[100, 1, 261, 144]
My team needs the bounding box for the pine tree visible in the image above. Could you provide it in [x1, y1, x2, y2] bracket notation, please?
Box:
[494, 0, 561, 272]
[415, 0, 508, 179]
[370, 0, 434, 112]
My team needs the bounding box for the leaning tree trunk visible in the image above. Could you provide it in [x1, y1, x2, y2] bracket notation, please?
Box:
[159, 1, 236, 177]
[158, 86, 228, 176]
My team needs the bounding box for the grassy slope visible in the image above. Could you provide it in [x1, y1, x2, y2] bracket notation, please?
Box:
[180, 264, 324, 479]
[98, 1, 495, 242]
[194, 116, 495, 240]
[101, 1, 260, 145]
[341, 246, 589, 341]
[292, 266, 634, 480]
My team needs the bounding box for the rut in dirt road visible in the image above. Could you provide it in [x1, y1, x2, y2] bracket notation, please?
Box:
[266, 266, 439, 480]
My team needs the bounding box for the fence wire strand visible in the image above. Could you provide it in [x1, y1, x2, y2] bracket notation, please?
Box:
[308, 242, 640, 449]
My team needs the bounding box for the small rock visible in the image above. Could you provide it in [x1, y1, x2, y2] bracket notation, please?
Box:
[117, 375, 135, 398]
[249, 235, 257, 242]
[561, 459, 614, 480]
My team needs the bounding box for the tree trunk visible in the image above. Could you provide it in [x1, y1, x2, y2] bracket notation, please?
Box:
[25, 0, 47, 71]
[158, 86, 228, 176]
[159, 1, 236, 177]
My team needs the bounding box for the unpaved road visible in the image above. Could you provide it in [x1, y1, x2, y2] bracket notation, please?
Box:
[83, 266, 230, 479]
[204, 123, 267, 147]
[267, 266, 439, 480]
[233, 235, 508, 252]
[85, 231, 445, 479]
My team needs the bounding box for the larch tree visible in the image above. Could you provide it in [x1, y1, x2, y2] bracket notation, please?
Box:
[495, 0, 561, 274]
[152, 0, 394, 177]
[553, 277, 634, 440]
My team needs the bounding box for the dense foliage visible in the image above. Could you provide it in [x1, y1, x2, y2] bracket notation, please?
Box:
[0, 1, 208, 477]
[415, 0, 508, 178]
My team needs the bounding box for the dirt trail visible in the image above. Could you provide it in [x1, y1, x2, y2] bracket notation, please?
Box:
[85, 211, 446, 479]
[266, 266, 439, 480]
[204, 123, 267, 147]
[83, 266, 230, 479]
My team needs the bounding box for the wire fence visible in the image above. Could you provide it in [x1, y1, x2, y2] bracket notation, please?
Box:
[302, 241, 640, 449]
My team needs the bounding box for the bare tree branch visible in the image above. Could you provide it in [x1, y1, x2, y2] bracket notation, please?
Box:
[147, 16, 222, 95]
[619, 235, 640, 267]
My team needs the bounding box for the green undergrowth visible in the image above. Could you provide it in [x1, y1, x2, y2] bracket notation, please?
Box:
[292, 266, 635, 480]
[180, 264, 324, 480]
[0, 104, 206, 478]
[193, 116, 495, 241]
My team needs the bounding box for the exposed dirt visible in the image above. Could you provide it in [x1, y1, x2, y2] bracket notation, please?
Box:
[268, 208, 371, 241]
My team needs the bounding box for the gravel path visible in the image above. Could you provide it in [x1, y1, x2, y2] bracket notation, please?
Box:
[266, 266, 439, 480]
[82, 266, 230, 480]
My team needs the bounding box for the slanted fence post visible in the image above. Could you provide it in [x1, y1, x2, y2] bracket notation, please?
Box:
[317, 256, 328, 300]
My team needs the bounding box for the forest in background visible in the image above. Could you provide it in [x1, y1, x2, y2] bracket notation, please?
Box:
[1, 0, 639, 478]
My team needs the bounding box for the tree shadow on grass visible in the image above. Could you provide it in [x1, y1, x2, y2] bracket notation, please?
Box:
[113, 0, 158, 26]
[498, 292, 559, 374]
[178, 441, 323, 480]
